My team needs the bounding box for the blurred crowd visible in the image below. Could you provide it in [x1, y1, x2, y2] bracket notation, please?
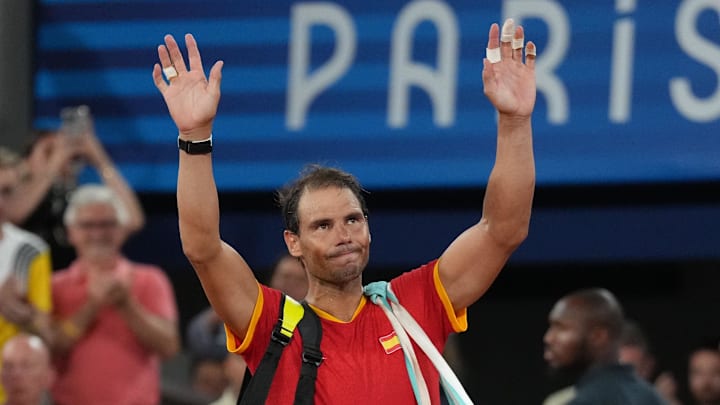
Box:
[1, 121, 719, 405]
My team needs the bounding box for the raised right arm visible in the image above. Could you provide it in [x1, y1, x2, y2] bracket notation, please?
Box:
[8, 134, 72, 225]
[152, 33, 258, 338]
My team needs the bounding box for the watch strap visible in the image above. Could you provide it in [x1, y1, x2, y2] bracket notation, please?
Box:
[178, 135, 213, 155]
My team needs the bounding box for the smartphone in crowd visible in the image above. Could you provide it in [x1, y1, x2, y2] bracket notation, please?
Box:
[60, 105, 92, 138]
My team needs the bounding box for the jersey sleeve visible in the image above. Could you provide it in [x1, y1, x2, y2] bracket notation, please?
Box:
[26, 250, 52, 313]
[390, 260, 468, 348]
[225, 284, 283, 371]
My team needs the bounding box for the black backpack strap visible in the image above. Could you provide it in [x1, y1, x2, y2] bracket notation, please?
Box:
[293, 302, 323, 405]
[238, 294, 304, 405]
[236, 367, 252, 401]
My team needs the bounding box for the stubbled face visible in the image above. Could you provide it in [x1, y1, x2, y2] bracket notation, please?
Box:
[270, 256, 308, 301]
[544, 299, 591, 373]
[286, 186, 370, 287]
[0, 167, 19, 223]
[689, 349, 720, 404]
[67, 203, 124, 261]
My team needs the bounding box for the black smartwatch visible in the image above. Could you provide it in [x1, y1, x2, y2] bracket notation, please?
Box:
[178, 136, 213, 155]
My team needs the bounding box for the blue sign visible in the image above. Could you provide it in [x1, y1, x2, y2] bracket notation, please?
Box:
[34, 0, 720, 191]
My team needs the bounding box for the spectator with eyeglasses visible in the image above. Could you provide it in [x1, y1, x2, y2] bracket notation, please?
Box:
[49, 184, 179, 405]
[8, 119, 145, 269]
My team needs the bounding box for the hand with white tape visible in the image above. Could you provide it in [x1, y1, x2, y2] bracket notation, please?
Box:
[483, 18, 536, 118]
[152, 34, 224, 141]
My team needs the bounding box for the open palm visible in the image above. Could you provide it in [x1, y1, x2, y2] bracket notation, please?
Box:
[153, 34, 224, 139]
[482, 22, 536, 118]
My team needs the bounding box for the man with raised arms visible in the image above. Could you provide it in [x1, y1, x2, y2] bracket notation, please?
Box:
[153, 18, 536, 403]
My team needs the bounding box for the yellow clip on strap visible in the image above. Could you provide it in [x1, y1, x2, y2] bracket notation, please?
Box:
[279, 296, 305, 339]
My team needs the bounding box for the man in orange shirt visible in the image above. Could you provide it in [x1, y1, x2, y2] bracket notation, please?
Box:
[51, 184, 179, 405]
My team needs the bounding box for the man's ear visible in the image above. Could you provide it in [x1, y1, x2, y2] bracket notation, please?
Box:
[284, 230, 302, 257]
[588, 326, 610, 348]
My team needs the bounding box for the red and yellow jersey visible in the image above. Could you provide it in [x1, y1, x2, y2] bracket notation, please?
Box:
[226, 259, 467, 404]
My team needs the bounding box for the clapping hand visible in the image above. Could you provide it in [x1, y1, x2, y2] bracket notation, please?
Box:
[0, 276, 34, 326]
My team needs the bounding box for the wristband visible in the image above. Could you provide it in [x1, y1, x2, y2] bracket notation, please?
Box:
[178, 135, 213, 155]
[61, 320, 81, 339]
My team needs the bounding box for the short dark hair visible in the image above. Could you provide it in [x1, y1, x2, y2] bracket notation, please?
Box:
[567, 288, 625, 340]
[690, 336, 720, 355]
[620, 319, 651, 353]
[276, 164, 368, 234]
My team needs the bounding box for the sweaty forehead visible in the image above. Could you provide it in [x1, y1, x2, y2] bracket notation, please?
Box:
[297, 186, 361, 219]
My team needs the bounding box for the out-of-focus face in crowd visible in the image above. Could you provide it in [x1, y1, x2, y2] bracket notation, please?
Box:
[0, 165, 19, 224]
[1, 334, 55, 405]
[270, 255, 308, 301]
[689, 349, 720, 405]
[67, 202, 124, 261]
[543, 298, 592, 373]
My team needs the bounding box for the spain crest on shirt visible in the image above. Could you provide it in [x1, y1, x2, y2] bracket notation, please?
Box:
[378, 331, 401, 354]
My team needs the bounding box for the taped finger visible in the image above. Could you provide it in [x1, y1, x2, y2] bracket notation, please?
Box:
[163, 65, 178, 81]
[525, 43, 537, 57]
[486, 47, 501, 64]
[501, 19, 515, 43]
[512, 37, 524, 50]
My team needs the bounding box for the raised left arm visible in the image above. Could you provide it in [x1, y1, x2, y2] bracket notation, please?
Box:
[439, 19, 536, 312]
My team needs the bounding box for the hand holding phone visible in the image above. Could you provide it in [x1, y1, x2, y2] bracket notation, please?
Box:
[60, 105, 92, 138]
